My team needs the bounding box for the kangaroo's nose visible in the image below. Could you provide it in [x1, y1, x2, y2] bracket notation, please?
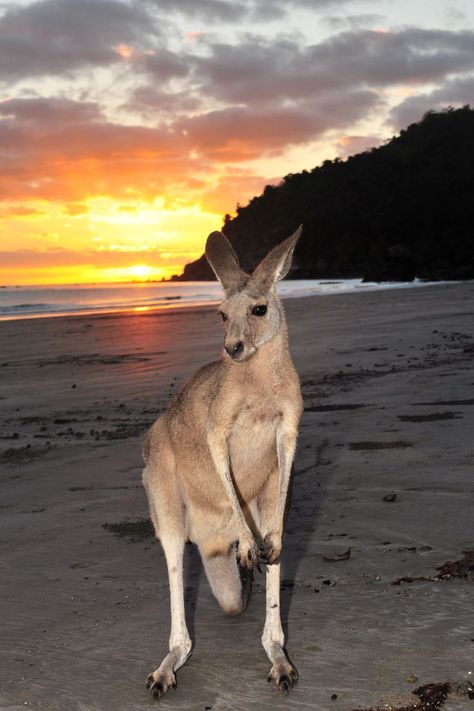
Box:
[225, 341, 244, 359]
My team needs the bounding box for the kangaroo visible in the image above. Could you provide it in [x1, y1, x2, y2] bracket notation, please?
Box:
[142, 226, 303, 699]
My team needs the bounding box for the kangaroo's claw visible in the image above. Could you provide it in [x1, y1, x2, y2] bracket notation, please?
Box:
[146, 669, 177, 700]
[267, 660, 299, 695]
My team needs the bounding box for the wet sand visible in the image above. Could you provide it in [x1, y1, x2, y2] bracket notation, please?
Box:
[1, 282, 473, 711]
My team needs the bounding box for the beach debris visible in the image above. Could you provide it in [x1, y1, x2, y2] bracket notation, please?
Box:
[353, 681, 455, 711]
[398, 412, 461, 422]
[404, 681, 451, 710]
[103, 421, 152, 439]
[349, 441, 413, 450]
[323, 548, 351, 562]
[410, 398, 474, 406]
[383, 493, 397, 502]
[304, 403, 367, 412]
[37, 353, 152, 367]
[0, 444, 53, 465]
[102, 518, 154, 542]
[314, 578, 337, 591]
[393, 549, 474, 585]
[20, 507, 46, 514]
[435, 549, 474, 580]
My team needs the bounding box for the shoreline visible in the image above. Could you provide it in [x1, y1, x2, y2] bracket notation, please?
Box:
[0, 298, 219, 323]
[0, 278, 464, 324]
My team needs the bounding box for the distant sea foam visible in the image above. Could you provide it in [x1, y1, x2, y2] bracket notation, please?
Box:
[0, 279, 448, 321]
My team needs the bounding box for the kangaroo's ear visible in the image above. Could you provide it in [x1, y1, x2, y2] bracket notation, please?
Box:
[250, 225, 302, 289]
[205, 231, 245, 293]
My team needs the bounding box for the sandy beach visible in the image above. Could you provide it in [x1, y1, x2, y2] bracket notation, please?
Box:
[1, 282, 473, 711]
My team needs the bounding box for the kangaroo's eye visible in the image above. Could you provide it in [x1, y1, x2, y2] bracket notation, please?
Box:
[219, 311, 228, 322]
[251, 304, 267, 317]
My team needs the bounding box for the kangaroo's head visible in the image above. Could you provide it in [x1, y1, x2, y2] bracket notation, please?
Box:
[205, 226, 301, 363]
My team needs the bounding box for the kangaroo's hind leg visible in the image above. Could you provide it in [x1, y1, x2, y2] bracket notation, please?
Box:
[142, 452, 192, 700]
[145, 533, 192, 699]
[258, 469, 298, 694]
[263, 562, 298, 694]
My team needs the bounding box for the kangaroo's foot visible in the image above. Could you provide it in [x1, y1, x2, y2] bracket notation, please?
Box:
[146, 647, 189, 700]
[267, 655, 299, 695]
[146, 669, 175, 700]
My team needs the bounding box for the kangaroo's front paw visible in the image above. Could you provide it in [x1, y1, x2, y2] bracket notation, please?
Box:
[267, 659, 299, 695]
[237, 533, 261, 570]
[262, 532, 282, 565]
[146, 668, 176, 700]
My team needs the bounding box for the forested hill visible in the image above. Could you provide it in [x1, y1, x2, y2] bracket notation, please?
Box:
[175, 107, 474, 282]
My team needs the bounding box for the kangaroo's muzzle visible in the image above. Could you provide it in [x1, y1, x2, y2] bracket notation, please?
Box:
[225, 340, 244, 360]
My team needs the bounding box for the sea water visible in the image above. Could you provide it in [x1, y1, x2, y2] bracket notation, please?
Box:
[0, 279, 448, 321]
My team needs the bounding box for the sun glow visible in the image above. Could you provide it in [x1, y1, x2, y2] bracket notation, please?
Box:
[1, 196, 222, 285]
[128, 264, 154, 279]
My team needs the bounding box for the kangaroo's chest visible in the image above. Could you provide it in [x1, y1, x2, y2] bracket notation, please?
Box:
[234, 395, 283, 430]
[228, 392, 282, 482]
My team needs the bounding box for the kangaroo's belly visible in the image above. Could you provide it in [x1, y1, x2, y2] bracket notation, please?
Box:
[228, 406, 280, 501]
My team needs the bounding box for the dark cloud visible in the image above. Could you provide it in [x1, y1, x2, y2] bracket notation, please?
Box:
[138, 49, 190, 81]
[175, 88, 381, 161]
[390, 76, 474, 130]
[311, 28, 474, 88]
[3, 0, 474, 138]
[288, 0, 373, 6]
[0, 97, 102, 126]
[128, 86, 201, 115]
[196, 29, 474, 107]
[142, 0, 374, 25]
[193, 38, 306, 105]
[144, 0, 359, 24]
[251, 0, 380, 18]
[144, 0, 252, 23]
[0, 0, 155, 80]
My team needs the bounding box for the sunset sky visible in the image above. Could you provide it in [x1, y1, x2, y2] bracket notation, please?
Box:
[1, 0, 474, 285]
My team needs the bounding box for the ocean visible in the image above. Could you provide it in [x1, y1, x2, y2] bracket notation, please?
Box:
[0, 279, 446, 321]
